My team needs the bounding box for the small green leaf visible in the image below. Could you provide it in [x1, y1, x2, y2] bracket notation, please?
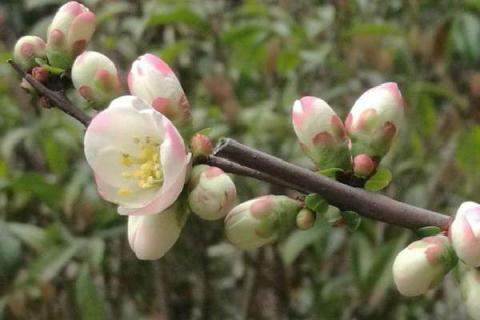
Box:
[196, 128, 212, 136]
[415, 226, 443, 237]
[365, 167, 392, 192]
[34, 58, 65, 75]
[340, 211, 361, 232]
[318, 167, 344, 177]
[75, 264, 106, 320]
[304, 194, 329, 214]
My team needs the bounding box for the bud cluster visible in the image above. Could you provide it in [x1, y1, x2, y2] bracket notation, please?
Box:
[291, 82, 404, 178]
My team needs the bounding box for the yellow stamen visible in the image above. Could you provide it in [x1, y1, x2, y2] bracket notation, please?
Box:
[117, 136, 164, 195]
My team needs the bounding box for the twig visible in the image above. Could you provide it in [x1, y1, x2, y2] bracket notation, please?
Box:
[195, 155, 300, 191]
[8, 59, 92, 127]
[213, 138, 451, 230]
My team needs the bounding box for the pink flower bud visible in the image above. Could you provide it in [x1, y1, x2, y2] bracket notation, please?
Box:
[31, 66, 49, 83]
[188, 165, 236, 221]
[345, 82, 404, 160]
[392, 235, 457, 296]
[128, 54, 190, 125]
[72, 51, 121, 107]
[460, 267, 480, 319]
[224, 195, 302, 249]
[450, 201, 480, 267]
[296, 208, 316, 230]
[292, 96, 350, 170]
[13, 36, 46, 70]
[128, 204, 185, 260]
[352, 154, 376, 178]
[190, 133, 213, 157]
[46, 1, 96, 69]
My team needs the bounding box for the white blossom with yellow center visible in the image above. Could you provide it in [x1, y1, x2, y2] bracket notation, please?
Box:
[84, 95, 191, 216]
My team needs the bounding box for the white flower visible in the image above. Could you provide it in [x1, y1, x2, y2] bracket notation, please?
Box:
[450, 201, 480, 266]
[84, 95, 191, 215]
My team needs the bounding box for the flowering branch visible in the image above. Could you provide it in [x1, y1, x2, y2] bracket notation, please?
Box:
[211, 138, 451, 230]
[8, 59, 92, 127]
[9, 59, 451, 230]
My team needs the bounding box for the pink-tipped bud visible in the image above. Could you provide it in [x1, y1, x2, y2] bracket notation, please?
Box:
[13, 36, 46, 70]
[345, 82, 404, 160]
[392, 235, 457, 296]
[352, 154, 376, 178]
[296, 208, 316, 230]
[292, 96, 350, 170]
[128, 53, 191, 125]
[190, 133, 213, 157]
[224, 195, 302, 249]
[46, 1, 96, 69]
[450, 201, 480, 267]
[31, 66, 49, 83]
[71, 51, 121, 108]
[128, 204, 185, 260]
[188, 165, 236, 221]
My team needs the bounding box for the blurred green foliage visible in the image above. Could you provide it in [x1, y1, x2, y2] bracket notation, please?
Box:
[1, 0, 480, 319]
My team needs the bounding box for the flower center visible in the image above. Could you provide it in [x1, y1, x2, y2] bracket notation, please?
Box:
[117, 136, 163, 196]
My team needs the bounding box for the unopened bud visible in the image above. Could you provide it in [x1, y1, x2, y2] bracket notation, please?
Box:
[392, 235, 457, 296]
[224, 195, 302, 249]
[46, 1, 96, 69]
[31, 66, 49, 83]
[450, 201, 480, 267]
[188, 165, 236, 221]
[352, 154, 376, 178]
[345, 82, 404, 161]
[190, 133, 213, 157]
[72, 51, 121, 107]
[292, 96, 350, 170]
[128, 204, 185, 260]
[13, 36, 46, 70]
[460, 267, 480, 320]
[296, 208, 316, 230]
[128, 53, 191, 125]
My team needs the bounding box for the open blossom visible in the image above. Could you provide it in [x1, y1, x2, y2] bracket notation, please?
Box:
[46, 1, 96, 69]
[224, 195, 302, 249]
[188, 165, 236, 221]
[450, 201, 480, 267]
[72, 51, 121, 107]
[392, 235, 457, 297]
[292, 96, 350, 170]
[345, 82, 404, 169]
[13, 36, 46, 70]
[128, 54, 190, 124]
[84, 95, 191, 216]
[128, 204, 186, 260]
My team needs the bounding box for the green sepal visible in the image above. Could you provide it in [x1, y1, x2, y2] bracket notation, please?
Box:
[340, 210, 362, 232]
[415, 226, 443, 238]
[304, 194, 329, 215]
[364, 167, 392, 192]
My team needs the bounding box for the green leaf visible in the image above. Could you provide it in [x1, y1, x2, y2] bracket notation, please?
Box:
[7, 222, 49, 252]
[281, 227, 323, 265]
[0, 223, 22, 280]
[340, 211, 361, 232]
[34, 58, 65, 75]
[147, 7, 206, 27]
[318, 167, 344, 178]
[75, 264, 106, 320]
[42, 138, 67, 174]
[416, 226, 443, 237]
[304, 194, 329, 214]
[365, 167, 392, 192]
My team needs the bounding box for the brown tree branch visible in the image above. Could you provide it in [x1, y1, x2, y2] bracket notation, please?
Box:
[9, 60, 452, 230]
[211, 138, 451, 230]
[8, 59, 92, 127]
